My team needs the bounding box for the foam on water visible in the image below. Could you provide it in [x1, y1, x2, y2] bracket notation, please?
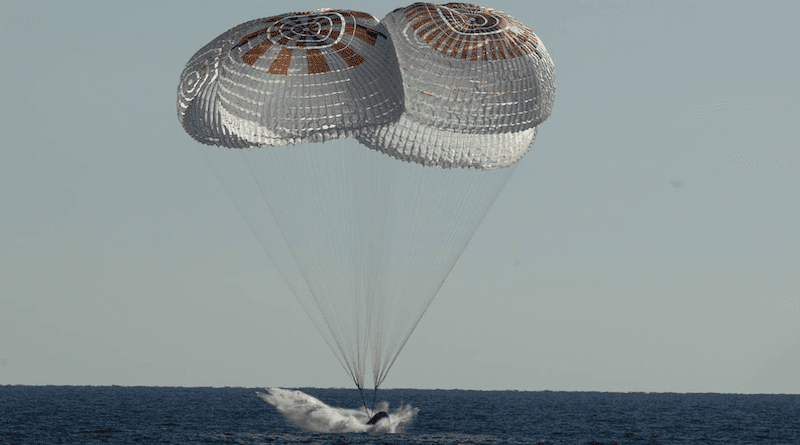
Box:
[256, 387, 419, 433]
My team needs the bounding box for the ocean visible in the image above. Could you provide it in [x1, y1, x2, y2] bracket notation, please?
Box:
[1, 386, 797, 444]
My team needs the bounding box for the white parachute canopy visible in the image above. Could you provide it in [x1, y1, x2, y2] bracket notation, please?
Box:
[177, 3, 556, 392]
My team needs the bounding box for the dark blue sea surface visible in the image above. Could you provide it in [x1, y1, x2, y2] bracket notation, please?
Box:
[1, 386, 798, 444]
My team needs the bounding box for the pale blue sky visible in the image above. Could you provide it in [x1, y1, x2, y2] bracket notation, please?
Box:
[1, 0, 797, 393]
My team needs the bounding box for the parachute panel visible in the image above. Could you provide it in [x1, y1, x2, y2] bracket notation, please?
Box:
[178, 10, 404, 148]
[353, 3, 556, 169]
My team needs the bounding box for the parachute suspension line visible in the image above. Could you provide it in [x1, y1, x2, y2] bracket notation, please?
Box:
[224, 141, 518, 397]
[357, 383, 380, 419]
[199, 146, 352, 380]
[239, 146, 367, 390]
[358, 384, 372, 418]
[371, 162, 519, 388]
[316, 147, 366, 389]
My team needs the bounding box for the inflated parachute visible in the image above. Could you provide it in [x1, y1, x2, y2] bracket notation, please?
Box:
[358, 2, 555, 169]
[177, 9, 403, 147]
[177, 2, 555, 409]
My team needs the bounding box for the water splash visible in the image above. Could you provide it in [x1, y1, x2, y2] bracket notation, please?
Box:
[256, 387, 418, 433]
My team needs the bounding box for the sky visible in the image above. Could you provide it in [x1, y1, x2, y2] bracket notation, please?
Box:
[1, 0, 797, 394]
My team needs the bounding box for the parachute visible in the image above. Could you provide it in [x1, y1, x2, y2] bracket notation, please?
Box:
[177, 2, 555, 412]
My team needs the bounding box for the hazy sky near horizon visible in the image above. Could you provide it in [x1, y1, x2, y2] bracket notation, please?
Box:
[1, 0, 798, 393]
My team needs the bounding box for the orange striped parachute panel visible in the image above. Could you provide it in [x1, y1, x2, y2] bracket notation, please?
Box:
[177, 9, 402, 148]
[353, 2, 556, 169]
